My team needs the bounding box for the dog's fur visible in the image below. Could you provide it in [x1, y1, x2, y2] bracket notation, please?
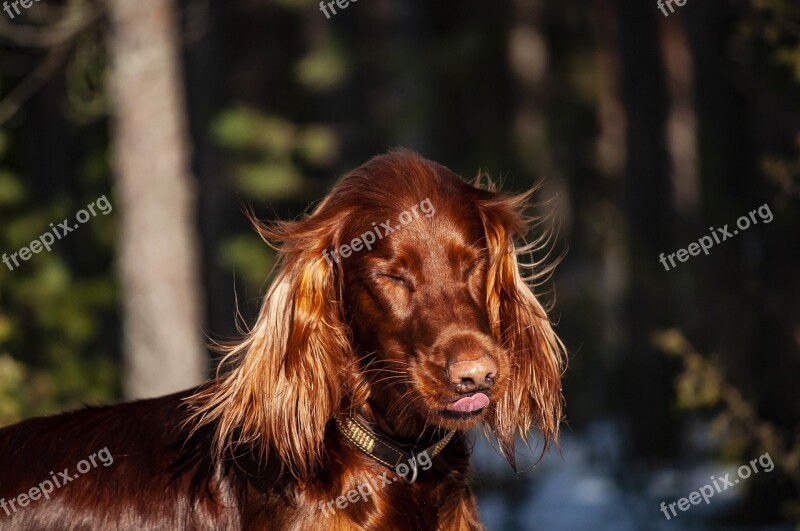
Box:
[0, 151, 565, 530]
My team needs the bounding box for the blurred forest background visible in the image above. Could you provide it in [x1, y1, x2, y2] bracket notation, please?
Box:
[1, 0, 799, 529]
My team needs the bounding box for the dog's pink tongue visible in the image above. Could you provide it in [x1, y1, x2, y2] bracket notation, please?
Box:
[447, 393, 490, 413]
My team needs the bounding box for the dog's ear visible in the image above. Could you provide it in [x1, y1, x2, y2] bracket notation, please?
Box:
[476, 186, 566, 470]
[187, 207, 354, 481]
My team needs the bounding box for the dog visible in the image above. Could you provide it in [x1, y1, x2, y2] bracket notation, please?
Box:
[0, 150, 565, 530]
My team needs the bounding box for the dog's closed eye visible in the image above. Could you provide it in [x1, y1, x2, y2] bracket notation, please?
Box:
[461, 257, 485, 281]
[381, 273, 411, 286]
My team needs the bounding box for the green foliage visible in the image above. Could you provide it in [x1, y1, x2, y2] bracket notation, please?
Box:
[295, 41, 350, 92]
[0, 354, 25, 426]
[64, 34, 108, 124]
[742, 0, 800, 202]
[212, 105, 341, 292]
[742, 0, 800, 83]
[0, 171, 25, 206]
[656, 330, 800, 522]
[297, 125, 339, 166]
[213, 106, 339, 200]
[0, 130, 118, 427]
[214, 110, 298, 155]
[214, 106, 340, 170]
[219, 235, 274, 292]
[761, 134, 800, 203]
[210, 0, 348, 293]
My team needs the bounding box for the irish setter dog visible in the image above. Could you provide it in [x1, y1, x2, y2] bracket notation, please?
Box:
[0, 150, 565, 530]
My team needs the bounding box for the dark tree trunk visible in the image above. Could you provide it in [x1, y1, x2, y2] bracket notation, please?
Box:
[615, 0, 678, 459]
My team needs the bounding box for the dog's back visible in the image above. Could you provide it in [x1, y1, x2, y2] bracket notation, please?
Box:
[0, 391, 248, 530]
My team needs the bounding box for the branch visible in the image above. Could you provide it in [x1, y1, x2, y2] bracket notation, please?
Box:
[654, 329, 800, 491]
[0, 46, 71, 126]
[0, 0, 99, 48]
[0, 0, 102, 126]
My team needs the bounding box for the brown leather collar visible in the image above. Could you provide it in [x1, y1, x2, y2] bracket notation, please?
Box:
[335, 416, 455, 483]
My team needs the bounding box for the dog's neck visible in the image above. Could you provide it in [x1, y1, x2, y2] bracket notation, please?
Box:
[357, 396, 441, 445]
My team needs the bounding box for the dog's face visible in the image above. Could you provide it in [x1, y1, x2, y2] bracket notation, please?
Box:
[189, 152, 564, 478]
[342, 199, 510, 431]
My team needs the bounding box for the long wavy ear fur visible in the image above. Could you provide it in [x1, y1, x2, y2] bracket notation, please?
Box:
[477, 181, 567, 471]
[185, 206, 354, 481]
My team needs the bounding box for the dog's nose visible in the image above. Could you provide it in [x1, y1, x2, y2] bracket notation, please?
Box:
[447, 355, 497, 392]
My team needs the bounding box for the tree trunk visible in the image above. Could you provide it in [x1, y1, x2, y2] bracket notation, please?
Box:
[615, 0, 677, 459]
[105, 0, 206, 398]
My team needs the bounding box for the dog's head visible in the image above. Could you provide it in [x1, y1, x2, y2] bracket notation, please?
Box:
[189, 150, 565, 479]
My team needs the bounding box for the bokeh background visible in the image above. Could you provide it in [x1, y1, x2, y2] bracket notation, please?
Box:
[1, 0, 799, 529]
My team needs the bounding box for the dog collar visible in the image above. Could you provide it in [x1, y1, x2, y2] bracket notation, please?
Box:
[334, 416, 455, 484]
